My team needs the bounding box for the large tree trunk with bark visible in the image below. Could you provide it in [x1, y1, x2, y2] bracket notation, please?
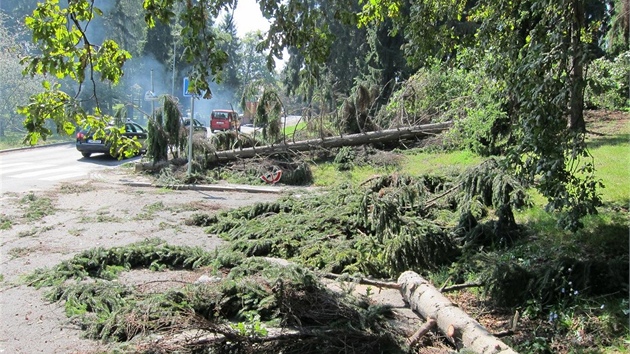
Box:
[212, 121, 452, 162]
[568, 0, 586, 132]
[398, 271, 517, 354]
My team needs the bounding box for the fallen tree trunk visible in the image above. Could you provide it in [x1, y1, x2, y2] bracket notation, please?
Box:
[398, 271, 517, 354]
[213, 121, 452, 162]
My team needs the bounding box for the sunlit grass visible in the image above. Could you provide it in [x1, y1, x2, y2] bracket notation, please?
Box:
[283, 121, 307, 138]
[312, 149, 484, 187]
[311, 163, 390, 187]
[591, 142, 630, 206]
[401, 149, 483, 176]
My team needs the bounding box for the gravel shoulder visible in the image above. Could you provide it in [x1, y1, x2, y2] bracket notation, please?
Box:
[0, 168, 285, 353]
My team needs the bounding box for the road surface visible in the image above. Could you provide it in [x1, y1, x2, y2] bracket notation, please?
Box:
[0, 143, 140, 194]
[1, 116, 303, 194]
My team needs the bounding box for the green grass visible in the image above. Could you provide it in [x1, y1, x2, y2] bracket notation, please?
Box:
[283, 121, 307, 138]
[0, 214, 12, 230]
[401, 149, 483, 176]
[79, 211, 123, 223]
[0, 132, 73, 150]
[20, 193, 56, 221]
[312, 149, 483, 187]
[311, 162, 400, 187]
[591, 142, 630, 206]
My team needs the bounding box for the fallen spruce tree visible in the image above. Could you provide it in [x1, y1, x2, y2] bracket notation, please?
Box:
[26, 159, 626, 352]
[209, 121, 452, 162]
[189, 164, 628, 351]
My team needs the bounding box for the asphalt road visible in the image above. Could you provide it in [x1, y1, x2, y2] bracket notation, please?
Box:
[0, 116, 302, 194]
[0, 143, 140, 194]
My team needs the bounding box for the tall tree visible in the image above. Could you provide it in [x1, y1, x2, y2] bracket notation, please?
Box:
[216, 11, 241, 103]
[0, 14, 46, 137]
[605, 0, 630, 55]
[239, 31, 275, 86]
[360, 0, 611, 229]
[282, 0, 371, 114]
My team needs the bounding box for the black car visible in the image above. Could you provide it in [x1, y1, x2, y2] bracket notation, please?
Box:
[182, 118, 207, 132]
[76, 122, 148, 158]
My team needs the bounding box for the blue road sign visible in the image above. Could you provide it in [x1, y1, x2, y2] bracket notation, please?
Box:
[183, 77, 193, 97]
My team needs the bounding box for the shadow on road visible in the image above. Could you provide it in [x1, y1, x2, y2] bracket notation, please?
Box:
[77, 153, 142, 167]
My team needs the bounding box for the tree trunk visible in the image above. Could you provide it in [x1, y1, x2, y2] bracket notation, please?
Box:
[398, 271, 517, 354]
[211, 121, 452, 162]
[568, 0, 586, 132]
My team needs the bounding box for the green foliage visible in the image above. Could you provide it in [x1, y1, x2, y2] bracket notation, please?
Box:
[146, 110, 168, 163]
[231, 312, 268, 337]
[365, 0, 610, 230]
[382, 58, 510, 156]
[258, 0, 334, 72]
[18, 0, 132, 144]
[256, 88, 283, 142]
[0, 214, 12, 230]
[458, 158, 529, 210]
[381, 62, 466, 126]
[210, 130, 254, 151]
[334, 146, 356, 171]
[26, 244, 404, 351]
[585, 51, 630, 110]
[17, 81, 92, 144]
[605, 0, 630, 56]
[23, 0, 130, 83]
[339, 84, 380, 134]
[24, 239, 216, 288]
[204, 175, 465, 278]
[470, 1, 607, 231]
[20, 193, 55, 221]
[162, 95, 183, 158]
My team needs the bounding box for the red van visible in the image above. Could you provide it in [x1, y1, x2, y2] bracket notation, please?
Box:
[210, 109, 240, 133]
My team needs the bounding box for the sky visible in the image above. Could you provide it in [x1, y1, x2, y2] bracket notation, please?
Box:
[232, 0, 288, 70]
[232, 0, 270, 38]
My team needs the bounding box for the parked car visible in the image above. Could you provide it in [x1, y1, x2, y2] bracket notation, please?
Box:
[76, 122, 147, 158]
[182, 118, 206, 132]
[210, 109, 240, 133]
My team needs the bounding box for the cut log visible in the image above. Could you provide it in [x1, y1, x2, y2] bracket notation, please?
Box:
[398, 271, 517, 354]
[212, 122, 452, 162]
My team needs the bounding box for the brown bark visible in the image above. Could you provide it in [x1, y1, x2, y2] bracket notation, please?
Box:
[568, 0, 586, 132]
[406, 317, 437, 347]
[398, 271, 517, 354]
[211, 122, 452, 162]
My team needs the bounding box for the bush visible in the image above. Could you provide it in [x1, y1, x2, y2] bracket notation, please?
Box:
[585, 51, 630, 110]
[381, 57, 510, 156]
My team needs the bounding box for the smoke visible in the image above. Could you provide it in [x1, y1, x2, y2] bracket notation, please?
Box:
[79, 1, 243, 126]
[119, 54, 241, 127]
[191, 86, 240, 126]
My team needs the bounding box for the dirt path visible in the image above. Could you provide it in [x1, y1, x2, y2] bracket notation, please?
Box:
[0, 168, 283, 353]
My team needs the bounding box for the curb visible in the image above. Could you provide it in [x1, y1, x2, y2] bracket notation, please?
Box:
[0, 141, 73, 154]
[119, 181, 287, 194]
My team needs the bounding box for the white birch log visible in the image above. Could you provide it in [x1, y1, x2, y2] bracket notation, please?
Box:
[398, 271, 518, 354]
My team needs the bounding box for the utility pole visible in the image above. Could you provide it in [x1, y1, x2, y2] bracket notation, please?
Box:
[171, 42, 176, 96]
[151, 70, 155, 121]
[187, 96, 195, 176]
